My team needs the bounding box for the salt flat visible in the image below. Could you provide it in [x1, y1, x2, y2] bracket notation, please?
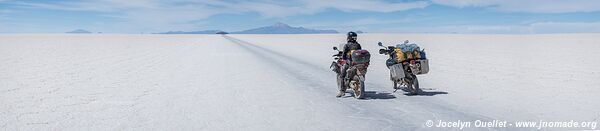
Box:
[1, 34, 599, 130]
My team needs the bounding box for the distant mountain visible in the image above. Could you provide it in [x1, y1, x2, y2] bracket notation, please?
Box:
[66, 29, 92, 34]
[157, 30, 224, 34]
[216, 31, 229, 35]
[233, 23, 338, 34]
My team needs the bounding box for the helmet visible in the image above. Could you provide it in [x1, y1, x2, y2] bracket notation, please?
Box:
[347, 31, 357, 42]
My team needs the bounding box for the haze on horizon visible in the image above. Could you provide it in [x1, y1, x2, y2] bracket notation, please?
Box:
[1, 0, 600, 34]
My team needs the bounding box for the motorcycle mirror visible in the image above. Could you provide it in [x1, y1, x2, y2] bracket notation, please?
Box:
[333, 46, 338, 50]
[377, 42, 383, 47]
[378, 49, 386, 54]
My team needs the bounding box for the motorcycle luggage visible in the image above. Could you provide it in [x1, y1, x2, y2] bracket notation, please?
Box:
[351, 50, 370, 64]
[390, 64, 405, 81]
[413, 50, 421, 59]
[396, 43, 420, 53]
[406, 51, 413, 60]
[393, 48, 406, 62]
[396, 43, 424, 61]
[417, 59, 429, 75]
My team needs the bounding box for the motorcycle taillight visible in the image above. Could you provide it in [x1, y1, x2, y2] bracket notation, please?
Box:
[339, 60, 346, 65]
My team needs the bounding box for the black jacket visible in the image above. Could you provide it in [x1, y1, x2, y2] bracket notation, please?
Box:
[342, 41, 362, 60]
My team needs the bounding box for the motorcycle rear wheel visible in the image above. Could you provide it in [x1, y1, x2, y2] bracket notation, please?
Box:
[407, 75, 420, 95]
[352, 75, 366, 99]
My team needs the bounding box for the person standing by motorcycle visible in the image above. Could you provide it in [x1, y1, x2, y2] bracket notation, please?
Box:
[337, 31, 362, 97]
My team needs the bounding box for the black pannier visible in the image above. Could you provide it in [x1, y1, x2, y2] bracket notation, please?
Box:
[351, 50, 370, 64]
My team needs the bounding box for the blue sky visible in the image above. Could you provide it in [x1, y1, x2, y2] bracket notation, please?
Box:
[1, 0, 600, 33]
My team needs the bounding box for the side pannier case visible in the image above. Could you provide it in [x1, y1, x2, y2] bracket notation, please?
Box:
[418, 59, 429, 75]
[390, 64, 405, 81]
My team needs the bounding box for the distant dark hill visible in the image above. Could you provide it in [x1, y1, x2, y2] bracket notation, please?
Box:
[216, 31, 229, 35]
[233, 23, 338, 34]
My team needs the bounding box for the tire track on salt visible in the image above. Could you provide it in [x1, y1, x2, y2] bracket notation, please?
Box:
[223, 35, 515, 130]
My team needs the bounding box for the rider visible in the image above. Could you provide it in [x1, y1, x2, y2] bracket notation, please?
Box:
[337, 31, 362, 97]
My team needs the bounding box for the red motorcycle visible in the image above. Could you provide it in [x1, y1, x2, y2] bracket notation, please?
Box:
[330, 46, 370, 99]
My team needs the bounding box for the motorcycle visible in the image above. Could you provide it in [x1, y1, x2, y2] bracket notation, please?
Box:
[330, 46, 370, 99]
[377, 42, 429, 95]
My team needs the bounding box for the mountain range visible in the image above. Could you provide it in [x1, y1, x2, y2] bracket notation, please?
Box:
[157, 23, 338, 34]
[232, 23, 338, 34]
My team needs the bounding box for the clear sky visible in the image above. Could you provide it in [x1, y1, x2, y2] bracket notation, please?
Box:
[1, 0, 600, 33]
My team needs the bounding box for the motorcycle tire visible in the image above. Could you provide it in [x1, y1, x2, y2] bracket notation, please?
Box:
[353, 75, 366, 99]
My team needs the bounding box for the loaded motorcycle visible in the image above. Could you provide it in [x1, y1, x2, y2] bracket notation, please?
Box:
[377, 41, 429, 95]
[330, 46, 371, 99]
